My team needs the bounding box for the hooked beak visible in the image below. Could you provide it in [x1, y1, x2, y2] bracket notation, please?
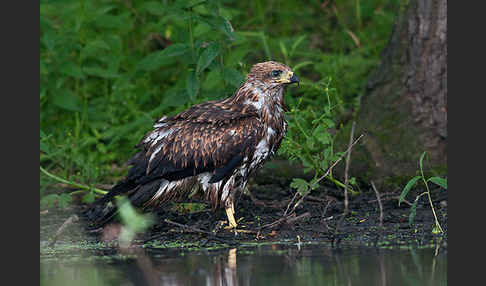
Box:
[275, 71, 300, 86]
[289, 74, 300, 86]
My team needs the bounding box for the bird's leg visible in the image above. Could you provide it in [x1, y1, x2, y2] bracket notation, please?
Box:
[225, 201, 238, 229]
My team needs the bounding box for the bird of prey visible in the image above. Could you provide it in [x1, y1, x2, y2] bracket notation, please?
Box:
[86, 61, 299, 229]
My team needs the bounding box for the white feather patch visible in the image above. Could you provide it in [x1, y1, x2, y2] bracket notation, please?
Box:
[151, 179, 170, 201]
[250, 139, 270, 169]
[220, 176, 235, 202]
[148, 128, 176, 165]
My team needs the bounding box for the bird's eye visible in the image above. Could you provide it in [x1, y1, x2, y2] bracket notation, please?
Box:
[271, 70, 282, 77]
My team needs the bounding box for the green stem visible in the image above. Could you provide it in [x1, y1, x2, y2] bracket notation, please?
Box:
[188, 11, 196, 62]
[260, 32, 271, 60]
[423, 177, 444, 233]
[420, 161, 443, 233]
[40, 166, 107, 195]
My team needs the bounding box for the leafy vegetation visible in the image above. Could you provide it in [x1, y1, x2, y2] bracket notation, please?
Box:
[279, 77, 359, 197]
[399, 152, 447, 234]
[40, 0, 399, 208]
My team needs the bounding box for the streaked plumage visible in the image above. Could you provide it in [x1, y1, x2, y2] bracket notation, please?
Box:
[86, 61, 299, 228]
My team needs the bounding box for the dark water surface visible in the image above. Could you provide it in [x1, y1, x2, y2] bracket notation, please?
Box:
[40, 243, 446, 286]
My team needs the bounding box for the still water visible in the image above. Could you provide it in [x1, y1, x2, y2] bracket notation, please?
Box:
[40, 243, 446, 286]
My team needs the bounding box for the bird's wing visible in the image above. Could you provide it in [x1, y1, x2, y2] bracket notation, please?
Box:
[127, 105, 262, 185]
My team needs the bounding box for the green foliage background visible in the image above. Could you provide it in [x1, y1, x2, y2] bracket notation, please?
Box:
[40, 0, 399, 207]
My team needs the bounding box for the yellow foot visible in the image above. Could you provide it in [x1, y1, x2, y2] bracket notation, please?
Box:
[225, 204, 238, 229]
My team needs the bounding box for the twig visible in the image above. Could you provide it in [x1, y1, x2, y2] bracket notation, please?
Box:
[259, 212, 311, 230]
[259, 215, 291, 229]
[312, 133, 364, 190]
[163, 219, 239, 245]
[371, 181, 384, 228]
[286, 134, 365, 216]
[246, 188, 268, 207]
[283, 191, 300, 216]
[48, 214, 79, 247]
[333, 129, 360, 246]
[164, 219, 212, 235]
[343, 121, 356, 217]
[368, 195, 413, 206]
[286, 212, 311, 224]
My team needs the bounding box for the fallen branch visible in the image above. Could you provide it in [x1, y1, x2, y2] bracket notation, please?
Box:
[259, 212, 311, 230]
[163, 219, 240, 245]
[48, 214, 79, 247]
[371, 181, 384, 228]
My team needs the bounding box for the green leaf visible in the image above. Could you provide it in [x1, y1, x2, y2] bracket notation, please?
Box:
[186, 71, 199, 100]
[323, 147, 332, 158]
[279, 41, 288, 59]
[399, 176, 421, 206]
[427, 176, 447, 190]
[198, 15, 235, 40]
[80, 40, 111, 61]
[59, 63, 85, 79]
[161, 88, 190, 107]
[290, 35, 307, 55]
[305, 137, 315, 149]
[94, 13, 129, 29]
[82, 190, 96, 204]
[41, 30, 57, 52]
[52, 89, 83, 112]
[290, 178, 310, 196]
[225, 47, 250, 67]
[196, 42, 220, 74]
[137, 43, 189, 71]
[142, 1, 166, 16]
[293, 61, 313, 72]
[409, 196, 420, 226]
[58, 193, 73, 209]
[83, 66, 119, 79]
[117, 197, 154, 233]
[419, 151, 426, 172]
[321, 118, 335, 128]
[223, 67, 245, 87]
[320, 160, 328, 171]
[202, 68, 224, 90]
[315, 131, 331, 145]
[40, 141, 50, 154]
[40, 194, 59, 208]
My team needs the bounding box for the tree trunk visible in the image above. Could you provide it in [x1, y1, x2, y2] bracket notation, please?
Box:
[337, 0, 447, 187]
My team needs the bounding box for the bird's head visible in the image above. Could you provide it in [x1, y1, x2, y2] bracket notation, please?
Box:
[247, 61, 299, 88]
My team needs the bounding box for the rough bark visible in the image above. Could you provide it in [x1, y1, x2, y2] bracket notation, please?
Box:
[337, 0, 447, 186]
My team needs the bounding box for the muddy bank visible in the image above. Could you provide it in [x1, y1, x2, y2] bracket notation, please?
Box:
[41, 171, 447, 258]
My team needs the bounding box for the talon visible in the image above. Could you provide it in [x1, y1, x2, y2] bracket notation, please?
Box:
[225, 205, 238, 229]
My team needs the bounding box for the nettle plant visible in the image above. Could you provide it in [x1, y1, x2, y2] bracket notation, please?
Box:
[279, 77, 357, 197]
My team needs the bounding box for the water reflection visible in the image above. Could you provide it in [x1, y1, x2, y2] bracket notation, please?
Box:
[40, 244, 447, 286]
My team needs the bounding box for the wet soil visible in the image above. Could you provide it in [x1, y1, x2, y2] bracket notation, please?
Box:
[40, 170, 447, 254]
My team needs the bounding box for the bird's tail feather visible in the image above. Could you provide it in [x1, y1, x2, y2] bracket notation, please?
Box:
[83, 179, 137, 228]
